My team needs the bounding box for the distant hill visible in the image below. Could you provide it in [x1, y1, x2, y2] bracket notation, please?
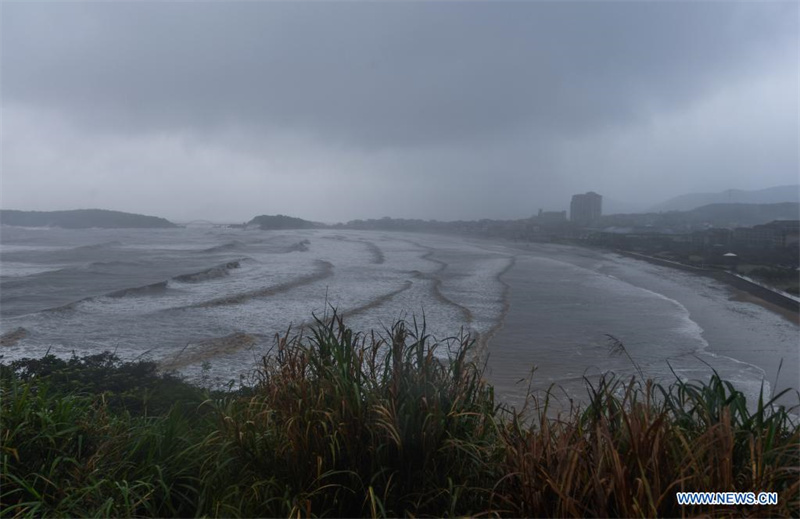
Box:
[247, 214, 320, 230]
[0, 209, 178, 229]
[686, 202, 799, 228]
[650, 185, 800, 212]
[598, 202, 799, 230]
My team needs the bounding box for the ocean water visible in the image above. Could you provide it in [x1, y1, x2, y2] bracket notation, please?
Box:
[1, 226, 797, 408]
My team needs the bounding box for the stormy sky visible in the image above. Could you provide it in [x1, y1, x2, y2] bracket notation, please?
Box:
[2, 2, 797, 223]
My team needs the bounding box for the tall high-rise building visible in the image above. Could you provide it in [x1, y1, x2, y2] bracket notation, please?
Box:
[570, 192, 602, 225]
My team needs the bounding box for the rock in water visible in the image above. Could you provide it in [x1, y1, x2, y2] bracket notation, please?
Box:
[159, 332, 257, 370]
[1, 327, 29, 346]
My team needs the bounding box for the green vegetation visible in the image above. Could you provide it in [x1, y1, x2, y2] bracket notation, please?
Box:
[2, 314, 798, 517]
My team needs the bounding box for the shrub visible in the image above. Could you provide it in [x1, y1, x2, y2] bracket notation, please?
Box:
[1, 313, 797, 517]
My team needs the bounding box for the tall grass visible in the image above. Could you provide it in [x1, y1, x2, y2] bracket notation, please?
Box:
[495, 374, 799, 517]
[197, 314, 500, 517]
[1, 377, 206, 517]
[1, 312, 797, 517]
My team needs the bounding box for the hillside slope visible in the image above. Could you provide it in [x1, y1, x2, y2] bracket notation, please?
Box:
[0, 209, 178, 229]
[651, 185, 799, 212]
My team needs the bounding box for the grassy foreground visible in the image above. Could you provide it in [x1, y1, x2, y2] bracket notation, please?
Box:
[1, 314, 798, 518]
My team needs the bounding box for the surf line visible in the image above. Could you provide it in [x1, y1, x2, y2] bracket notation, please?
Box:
[160, 281, 415, 371]
[340, 280, 414, 320]
[186, 260, 334, 309]
[473, 255, 516, 360]
[320, 234, 386, 265]
[43, 280, 170, 313]
[257, 280, 416, 341]
[409, 243, 475, 326]
[41, 261, 246, 314]
[399, 239, 486, 339]
[360, 240, 386, 265]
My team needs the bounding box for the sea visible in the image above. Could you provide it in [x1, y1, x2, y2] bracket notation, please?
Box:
[1, 225, 797, 409]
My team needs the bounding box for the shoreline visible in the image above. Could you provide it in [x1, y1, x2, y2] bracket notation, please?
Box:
[479, 237, 798, 407]
[728, 288, 799, 325]
[610, 250, 798, 397]
[613, 249, 799, 323]
[476, 234, 798, 324]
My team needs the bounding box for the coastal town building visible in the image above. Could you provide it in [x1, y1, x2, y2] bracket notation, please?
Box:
[570, 192, 602, 226]
[732, 221, 799, 249]
[537, 209, 567, 223]
[764, 220, 800, 248]
[733, 226, 781, 249]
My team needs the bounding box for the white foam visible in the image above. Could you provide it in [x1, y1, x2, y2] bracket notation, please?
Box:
[0, 263, 68, 277]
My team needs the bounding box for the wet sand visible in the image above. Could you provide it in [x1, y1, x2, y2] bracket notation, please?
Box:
[729, 289, 799, 325]
[608, 251, 800, 397]
[483, 239, 799, 410]
[711, 288, 799, 398]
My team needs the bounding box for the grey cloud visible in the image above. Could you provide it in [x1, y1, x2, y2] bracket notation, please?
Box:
[4, 2, 795, 149]
[2, 2, 797, 222]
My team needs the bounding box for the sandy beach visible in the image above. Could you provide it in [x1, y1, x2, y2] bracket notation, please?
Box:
[729, 289, 799, 325]
[484, 239, 800, 410]
[608, 250, 800, 398]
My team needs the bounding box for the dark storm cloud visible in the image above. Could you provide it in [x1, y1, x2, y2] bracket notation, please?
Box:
[2, 2, 797, 222]
[4, 2, 794, 149]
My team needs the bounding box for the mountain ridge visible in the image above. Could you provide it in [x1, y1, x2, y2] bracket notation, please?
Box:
[650, 185, 800, 212]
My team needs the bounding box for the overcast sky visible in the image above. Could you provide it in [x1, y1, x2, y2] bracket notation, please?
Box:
[2, 1, 798, 223]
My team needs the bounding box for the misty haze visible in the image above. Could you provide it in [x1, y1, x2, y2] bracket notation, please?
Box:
[1, 2, 798, 517]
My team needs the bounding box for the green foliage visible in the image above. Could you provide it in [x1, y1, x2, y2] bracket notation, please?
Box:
[0, 377, 207, 517]
[496, 373, 799, 517]
[1, 313, 798, 517]
[200, 314, 500, 517]
[1, 352, 207, 417]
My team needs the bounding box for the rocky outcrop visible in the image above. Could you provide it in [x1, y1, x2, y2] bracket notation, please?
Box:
[1, 327, 29, 346]
[159, 332, 258, 370]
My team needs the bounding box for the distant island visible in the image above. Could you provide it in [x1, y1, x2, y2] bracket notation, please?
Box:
[241, 203, 799, 236]
[0, 209, 178, 229]
[246, 214, 321, 230]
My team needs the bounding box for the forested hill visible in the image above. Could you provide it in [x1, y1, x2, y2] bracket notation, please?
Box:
[0, 209, 178, 229]
[247, 214, 320, 230]
[650, 185, 800, 212]
[686, 202, 800, 227]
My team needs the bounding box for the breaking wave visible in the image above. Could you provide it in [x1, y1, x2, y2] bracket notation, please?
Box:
[172, 261, 241, 283]
[106, 281, 169, 298]
[72, 241, 123, 251]
[159, 332, 259, 371]
[186, 260, 335, 309]
[199, 241, 246, 253]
